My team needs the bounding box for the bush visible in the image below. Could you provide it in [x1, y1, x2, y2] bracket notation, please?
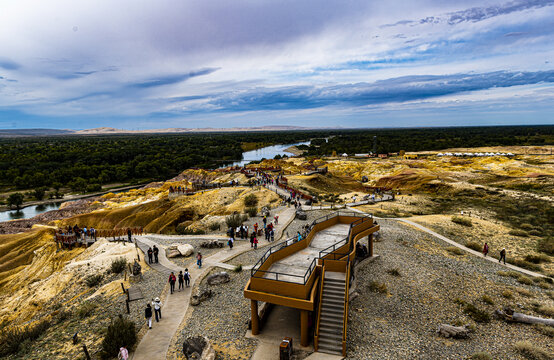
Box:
[512, 259, 542, 272]
[471, 352, 492, 360]
[464, 303, 490, 323]
[497, 270, 520, 278]
[0, 319, 51, 356]
[246, 207, 257, 218]
[451, 216, 472, 227]
[519, 223, 535, 231]
[244, 194, 258, 207]
[481, 294, 494, 305]
[233, 264, 243, 272]
[111, 257, 127, 274]
[386, 268, 401, 277]
[536, 305, 554, 317]
[368, 281, 388, 294]
[525, 254, 551, 264]
[509, 229, 528, 237]
[538, 237, 554, 255]
[446, 246, 465, 256]
[514, 341, 551, 360]
[225, 213, 246, 228]
[517, 275, 534, 285]
[466, 241, 482, 252]
[76, 301, 97, 319]
[516, 288, 533, 297]
[55, 309, 72, 323]
[534, 324, 554, 338]
[85, 274, 103, 288]
[100, 315, 137, 360]
[502, 289, 514, 299]
[176, 227, 205, 235]
[209, 222, 221, 231]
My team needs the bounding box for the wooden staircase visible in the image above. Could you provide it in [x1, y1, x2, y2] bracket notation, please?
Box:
[317, 274, 346, 356]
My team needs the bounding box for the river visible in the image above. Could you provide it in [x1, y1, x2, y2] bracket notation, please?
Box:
[0, 141, 310, 221]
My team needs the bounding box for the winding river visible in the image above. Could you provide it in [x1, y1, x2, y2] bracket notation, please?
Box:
[0, 141, 309, 221]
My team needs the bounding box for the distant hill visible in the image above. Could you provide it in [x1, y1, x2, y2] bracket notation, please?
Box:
[0, 125, 317, 137]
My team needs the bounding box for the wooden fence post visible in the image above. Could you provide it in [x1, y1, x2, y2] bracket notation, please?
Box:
[82, 344, 91, 360]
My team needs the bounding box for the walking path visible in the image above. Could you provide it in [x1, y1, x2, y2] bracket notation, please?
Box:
[130, 205, 296, 360]
[346, 206, 547, 279]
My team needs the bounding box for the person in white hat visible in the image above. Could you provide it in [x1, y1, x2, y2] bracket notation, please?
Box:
[152, 297, 162, 322]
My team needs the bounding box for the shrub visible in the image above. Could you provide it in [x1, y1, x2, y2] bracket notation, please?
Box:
[76, 301, 97, 319]
[481, 295, 494, 305]
[502, 289, 514, 299]
[244, 194, 258, 207]
[208, 222, 221, 231]
[56, 309, 72, 323]
[514, 341, 551, 360]
[233, 264, 243, 272]
[509, 229, 528, 237]
[111, 257, 127, 274]
[519, 223, 534, 231]
[446, 246, 465, 256]
[246, 207, 257, 218]
[534, 324, 554, 338]
[368, 281, 388, 294]
[466, 241, 482, 252]
[529, 229, 543, 236]
[225, 213, 245, 228]
[525, 254, 551, 264]
[512, 259, 542, 272]
[536, 305, 554, 317]
[471, 352, 492, 360]
[85, 274, 103, 288]
[100, 315, 137, 360]
[386, 268, 401, 277]
[463, 303, 490, 323]
[0, 319, 51, 356]
[451, 216, 472, 227]
[516, 288, 533, 297]
[517, 275, 534, 285]
[497, 270, 520, 278]
[538, 237, 554, 255]
[177, 227, 205, 235]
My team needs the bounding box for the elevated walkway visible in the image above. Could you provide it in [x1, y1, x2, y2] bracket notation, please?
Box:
[244, 211, 380, 356]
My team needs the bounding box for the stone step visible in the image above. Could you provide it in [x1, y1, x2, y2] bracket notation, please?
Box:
[320, 318, 342, 328]
[318, 344, 343, 357]
[324, 283, 345, 291]
[319, 324, 343, 335]
[318, 336, 343, 349]
[322, 294, 344, 303]
[324, 277, 346, 285]
[323, 287, 345, 296]
[321, 311, 343, 321]
[322, 304, 344, 314]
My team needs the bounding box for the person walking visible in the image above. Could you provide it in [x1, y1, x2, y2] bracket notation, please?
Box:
[270, 229, 275, 242]
[169, 272, 176, 294]
[145, 304, 153, 329]
[147, 247, 153, 264]
[178, 271, 184, 291]
[228, 237, 234, 250]
[184, 268, 191, 287]
[253, 234, 258, 249]
[152, 297, 162, 322]
[297, 231, 302, 242]
[274, 215, 279, 225]
[499, 248, 506, 264]
[127, 228, 132, 242]
[118, 346, 129, 360]
[196, 252, 203, 268]
[250, 232, 255, 247]
[153, 245, 159, 263]
[483, 242, 489, 257]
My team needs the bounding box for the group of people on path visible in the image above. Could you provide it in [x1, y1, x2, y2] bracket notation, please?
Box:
[144, 297, 163, 329]
[482, 242, 507, 264]
[146, 245, 160, 264]
[168, 269, 191, 293]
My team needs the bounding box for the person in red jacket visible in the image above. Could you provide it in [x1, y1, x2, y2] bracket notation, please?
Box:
[253, 235, 258, 249]
[168, 272, 176, 294]
[483, 242, 489, 257]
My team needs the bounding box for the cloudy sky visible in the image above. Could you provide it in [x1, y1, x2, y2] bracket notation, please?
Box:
[0, 0, 553, 129]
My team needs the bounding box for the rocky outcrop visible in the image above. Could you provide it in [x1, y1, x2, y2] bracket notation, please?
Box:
[200, 240, 224, 249]
[166, 243, 194, 258]
[182, 336, 216, 360]
[206, 272, 230, 286]
[191, 289, 213, 306]
[295, 209, 307, 220]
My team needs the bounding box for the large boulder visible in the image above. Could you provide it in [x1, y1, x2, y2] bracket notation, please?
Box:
[261, 206, 271, 217]
[200, 240, 223, 249]
[207, 272, 230, 286]
[177, 244, 194, 256]
[166, 248, 181, 258]
[191, 289, 213, 306]
[295, 209, 307, 220]
[183, 336, 216, 360]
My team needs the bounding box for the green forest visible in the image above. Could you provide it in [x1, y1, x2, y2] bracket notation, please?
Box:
[0, 126, 552, 197]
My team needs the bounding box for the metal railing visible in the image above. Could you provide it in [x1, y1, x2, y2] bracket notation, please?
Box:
[250, 211, 366, 284]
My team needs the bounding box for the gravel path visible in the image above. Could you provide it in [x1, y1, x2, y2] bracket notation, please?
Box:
[347, 219, 553, 359]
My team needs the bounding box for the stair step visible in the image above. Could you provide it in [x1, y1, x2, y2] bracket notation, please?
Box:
[323, 288, 345, 296]
[322, 301, 344, 309]
[318, 336, 342, 347]
[322, 312, 343, 321]
[324, 282, 345, 289]
[325, 278, 346, 284]
[319, 324, 343, 334]
[318, 344, 343, 357]
[323, 294, 344, 302]
[320, 320, 342, 329]
[322, 305, 344, 314]
[319, 330, 343, 341]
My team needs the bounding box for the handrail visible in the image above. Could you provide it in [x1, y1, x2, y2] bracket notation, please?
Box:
[315, 265, 325, 351]
[342, 255, 351, 356]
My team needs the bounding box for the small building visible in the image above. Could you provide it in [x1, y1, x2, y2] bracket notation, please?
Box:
[403, 154, 418, 160]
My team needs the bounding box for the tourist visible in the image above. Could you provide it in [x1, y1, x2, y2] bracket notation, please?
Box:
[274, 215, 279, 225]
[499, 248, 506, 264]
[297, 231, 302, 242]
[483, 242, 489, 257]
[127, 228, 132, 242]
[250, 232, 255, 247]
[184, 268, 191, 287]
[263, 216, 267, 227]
[153, 245, 159, 263]
[118, 346, 129, 360]
[196, 252, 203, 268]
[147, 247, 153, 264]
[228, 237, 234, 250]
[152, 297, 162, 322]
[178, 271, 184, 291]
[270, 229, 275, 242]
[254, 223, 258, 234]
[169, 272, 176, 294]
[145, 304, 153, 329]
[253, 234, 258, 249]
